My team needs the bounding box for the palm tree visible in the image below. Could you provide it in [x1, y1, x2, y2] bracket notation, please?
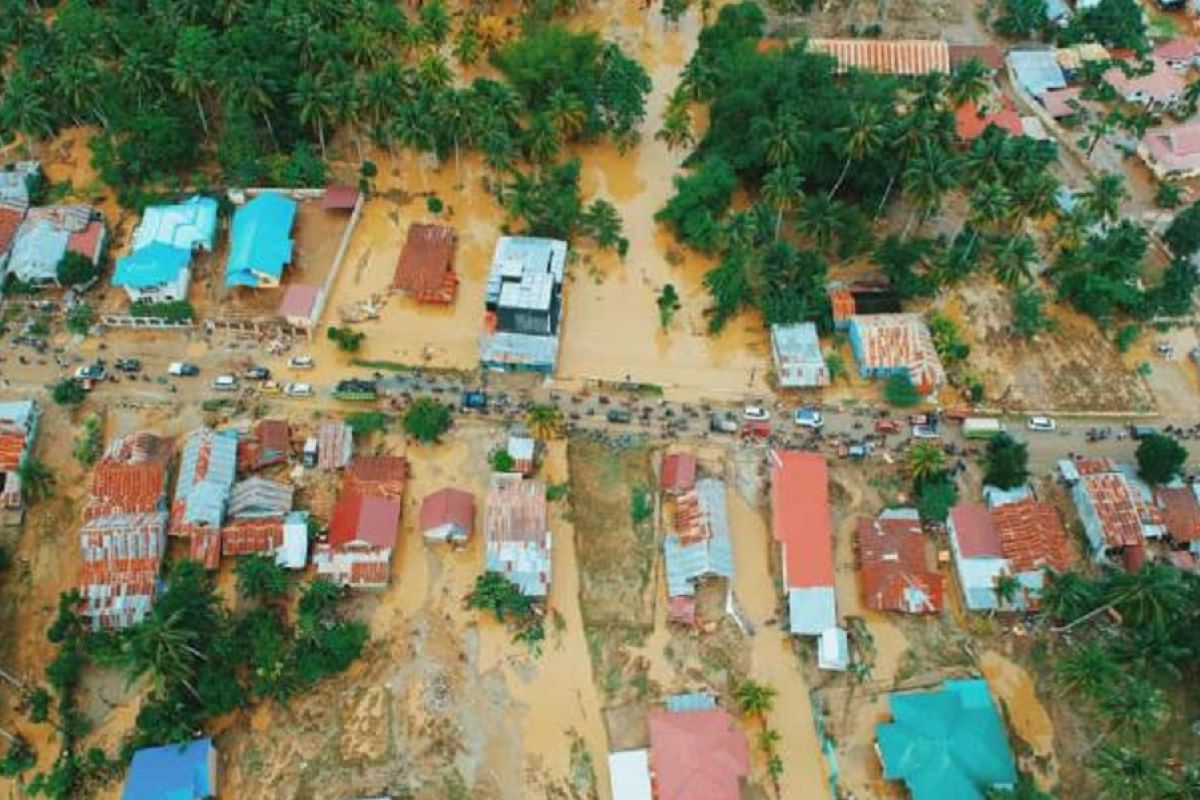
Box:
[418, 53, 453, 93]
[762, 115, 801, 168]
[1102, 563, 1190, 636]
[906, 442, 945, 482]
[433, 89, 478, 186]
[948, 58, 991, 107]
[762, 165, 803, 241]
[126, 608, 205, 699]
[993, 573, 1022, 609]
[524, 113, 561, 167]
[1011, 172, 1060, 223]
[476, 14, 508, 55]
[797, 195, 842, 253]
[453, 19, 481, 67]
[830, 105, 883, 198]
[991, 234, 1037, 287]
[1090, 745, 1174, 799]
[967, 183, 1013, 250]
[656, 103, 694, 152]
[734, 679, 776, 719]
[235, 555, 288, 604]
[583, 200, 623, 251]
[17, 458, 54, 504]
[1052, 642, 1119, 699]
[0, 73, 53, 155]
[291, 72, 336, 159]
[1081, 173, 1127, 227]
[902, 144, 958, 236]
[547, 89, 587, 141]
[1097, 676, 1164, 742]
[170, 27, 217, 136]
[911, 72, 948, 115]
[526, 405, 564, 440]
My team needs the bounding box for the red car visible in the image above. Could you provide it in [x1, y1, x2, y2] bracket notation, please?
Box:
[741, 419, 771, 438]
[874, 419, 901, 435]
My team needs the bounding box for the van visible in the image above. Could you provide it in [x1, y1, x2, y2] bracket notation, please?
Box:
[284, 382, 314, 398]
[212, 375, 239, 391]
[168, 362, 199, 377]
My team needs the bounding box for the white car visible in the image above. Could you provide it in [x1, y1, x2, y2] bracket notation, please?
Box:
[743, 405, 771, 422]
[793, 407, 823, 429]
[1027, 416, 1057, 432]
[912, 424, 941, 439]
[288, 355, 315, 370]
[284, 382, 313, 398]
[212, 374, 239, 391]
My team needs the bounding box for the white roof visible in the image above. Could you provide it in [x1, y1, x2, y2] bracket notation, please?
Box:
[788, 586, 837, 636]
[818, 627, 850, 671]
[607, 750, 652, 800]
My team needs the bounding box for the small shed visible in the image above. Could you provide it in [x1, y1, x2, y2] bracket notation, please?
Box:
[277, 511, 310, 569]
[318, 420, 353, 471]
[818, 626, 850, 671]
[277, 283, 320, 328]
[123, 738, 217, 800]
[607, 750, 652, 800]
[322, 185, 360, 211]
[507, 433, 536, 475]
[770, 322, 829, 388]
[420, 487, 476, 544]
[659, 452, 697, 495]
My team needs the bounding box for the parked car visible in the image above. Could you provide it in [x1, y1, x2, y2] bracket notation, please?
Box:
[244, 365, 270, 381]
[260, 380, 283, 396]
[1130, 425, 1159, 440]
[74, 362, 107, 382]
[288, 355, 315, 370]
[168, 362, 199, 377]
[115, 358, 141, 373]
[212, 375, 239, 392]
[606, 408, 632, 424]
[743, 405, 771, 421]
[461, 390, 488, 409]
[1027, 416, 1057, 432]
[284, 382, 313, 397]
[793, 407, 823, 429]
[874, 419, 901, 435]
[710, 413, 739, 434]
[912, 424, 941, 439]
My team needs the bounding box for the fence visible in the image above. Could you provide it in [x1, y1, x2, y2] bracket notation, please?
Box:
[100, 315, 194, 330]
[308, 193, 365, 337]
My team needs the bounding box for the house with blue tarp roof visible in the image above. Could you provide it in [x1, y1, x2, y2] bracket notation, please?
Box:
[123, 737, 216, 800]
[114, 196, 217, 302]
[225, 192, 296, 288]
[877, 679, 1017, 800]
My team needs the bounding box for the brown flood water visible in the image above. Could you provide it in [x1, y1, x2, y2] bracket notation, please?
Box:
[980, 650, 1059, 789]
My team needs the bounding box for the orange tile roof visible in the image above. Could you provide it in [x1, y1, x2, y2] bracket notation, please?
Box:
[189, 530, 222, 570]
[392, 223, 458, 303]
[1156, 487, 1200, 543]
[84, 434, 173, 521]
[955, 99, 1024, 142]
[829, 289, 856, 322]
[990, 500, 1072, 574]
[809, 38, 951, 76]
[770, 450, 834, 589]
[343, 455, 408, 499]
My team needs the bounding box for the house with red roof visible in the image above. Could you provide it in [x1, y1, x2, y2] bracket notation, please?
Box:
[485, 473, 551, 597]
[659, 452, 697, 495]
[1156, 485, 1200, 555]
[770, 451, 838, 637]
[392, 223, 458, 304]
[954, 99, 1024, 142]
[1153, 37, 1200, 71]
[313, 492, 401, 588]
[848, 314, 946, 395]
[947, 503, 1009, 611]
[1104, 58, 1185, 109]
[648, 698, 750, 800]
[78, 433, 173, 629]
[237, 419, 291, 472]
[1069, 457, 1156, 563]
[0, 400, 37, 509]
[856, 508, 942, 614]
[420, 487, 475, 544]
[343, 455, 408, 500]
[1139, 120, 1200, 180]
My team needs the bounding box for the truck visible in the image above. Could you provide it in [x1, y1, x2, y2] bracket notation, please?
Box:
[333, 378, 378, 401]
[963, 417, 1004, 440]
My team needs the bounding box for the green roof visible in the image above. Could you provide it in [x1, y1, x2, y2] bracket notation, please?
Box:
[877, 679, 1017, 800]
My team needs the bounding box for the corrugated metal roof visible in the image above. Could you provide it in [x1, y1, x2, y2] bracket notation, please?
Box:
[1007, 50, 1067, 97]
[329, 491, 400, 549]
[131, 196, 217, 252]
[1157, 486, 1200, 542]
[664, 479, 735, 597]
[660, 452, 697, 494]
[317, 421, 353, 470]
[788, 586, 837, 635]
[8, 205, 102, 283]
[392, 223, 457, 302]
[277, 283, 319, 320]
[1077, 471, 1144, 549]
[174, 428, 238, 531]
[857, 509, 941, 614]
[770, 450, 834, 589]
[228, 477, 293, 519]
[771, 322, 829, 388]
[809, 38, 950, 75]
[0, 400, 34, 472]
[0, 162, 38, 212]
[850, 314, 946, 393]
[991, 499, 1071, 575]
[949, 503, 1003, 558]
[649, 707, 749, 800]
[123, 738, 215, 800]
[419, 487, 474, 538]
[344, 455, 407, 499]
[1104, 58, 1184, 104]
[480, 330, 561, 371]
[0, 207, 24, 257]
[322, 185, 360, 211]
[113, 242, 190, 289]
[485, 473, 550, 596]
[225, 192, 296, 287]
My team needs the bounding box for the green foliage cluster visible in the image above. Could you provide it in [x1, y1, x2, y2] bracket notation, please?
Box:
[467, 571, 545, 656]
[884, 374, 921, 407]
[129, 300, 195, 322]
[73, 413, 102, 465]
[926, 313, 970, 367]
[18, 458, 55, 504]
[982, 433, 1029, 490]
[56, 253, 98, 287]
[1164, 201, 1200, 258]
[65, 302, 93, 335]
[490, 449, 515, 472]
[1135, 433, 1188, 486]
[1041, 565, 1200, 795]
[1011, 286, 1054, 338]
[630, 486, 654, 526]
[657, 284, 681, 328]
[346, 410, 388, 436]
[1062, 0, 1149, 52]
[52, 379, 85, 406]
[992, 0, 1049, 38]
[327, 325, 365, 352]
[403, 397, 452, 442]
[497, 158, 626, 251]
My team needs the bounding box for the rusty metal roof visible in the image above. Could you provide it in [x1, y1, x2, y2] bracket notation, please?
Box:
[809, 38, 950, 75]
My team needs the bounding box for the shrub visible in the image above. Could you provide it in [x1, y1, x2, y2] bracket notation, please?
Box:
[490, 450, 515, 472]
[403, 397, 452, 442]
[884, 374, 921, 407]
[52, 379, 86, 406]
[129, 300, 194, 322]
[57, 252, 99, 286]
[327, 326, 365, 353]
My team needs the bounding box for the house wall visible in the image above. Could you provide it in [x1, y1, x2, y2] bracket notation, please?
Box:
[423, 522, 466, 542]
[122, 266, 191, 304]
[313, 544, 391, 588]
[947, 516, 1008, 611]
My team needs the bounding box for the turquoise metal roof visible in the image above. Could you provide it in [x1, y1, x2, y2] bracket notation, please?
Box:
[113, 242, 191, 288]
[122, 737, 214, 800]
[131, 196, 217, 252]
[225, 192, 296, 287]
[877, 679, 1017, 800]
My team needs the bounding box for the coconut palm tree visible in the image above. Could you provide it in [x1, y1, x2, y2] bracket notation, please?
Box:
[734, 679, 776, 719]
[797, 195, 842, 253]
[906, 442, 945, 483]
[453, 19, 482, 67]
[762, 114, 802, 168]
[993, 573, 1022, 609]
[526, 405, 564, 440]
[902, 144, 958, 236]
[991, 234, 1037, 287]
[1053, 642, 1119, 699]
[1102, 563, 1190, 636]
[17, 458, 54, 504]
[948, 58, 991, 107]
[1090, 745, 1174, 799]
[1097, 676, 1165, 743]
[125, 608, 205, 699]
[0, 73, 53, 155]
[830, 104, 883, 198]
[1080, 173, 1128, 228]
[762, 165, 803, 241]
[967, 183, 1013, 250]
[524, 112, 561, 168]
[433, 89, 478, 186]
[547, 89, 587, 141]
[234, 555, 288, 604]
[170, 28, 217, 136]
[291, 72, 336, 159]
[656, 102, 694, 152]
